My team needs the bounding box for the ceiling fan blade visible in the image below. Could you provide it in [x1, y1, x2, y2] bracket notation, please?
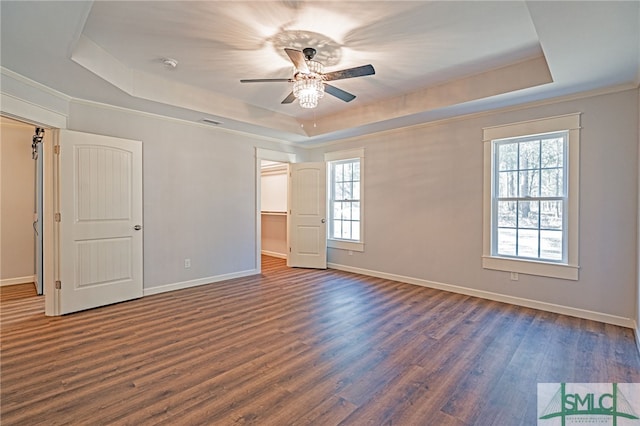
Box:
[281, 92, 296, 104]
[284, 48, 310, 74]
[324, 84, 356, 102]
[323, 64, 375, 81]
[240, 78, 292, 83]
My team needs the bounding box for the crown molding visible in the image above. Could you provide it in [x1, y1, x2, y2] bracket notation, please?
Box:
[307, 82, 639, 150]
[1, 67, 72, 102]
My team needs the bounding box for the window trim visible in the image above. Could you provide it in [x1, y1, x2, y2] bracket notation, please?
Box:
[325, 148, 364, 252]
[482, 114, 581, 280]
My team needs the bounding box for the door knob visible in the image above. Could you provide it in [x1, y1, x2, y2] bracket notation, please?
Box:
[321, 219, 326, 223]
[134, 225, 142, 230]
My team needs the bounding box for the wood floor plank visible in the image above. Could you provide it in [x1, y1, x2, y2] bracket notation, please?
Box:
[1, 256, 639, 425]
[0, 283, 36, 302]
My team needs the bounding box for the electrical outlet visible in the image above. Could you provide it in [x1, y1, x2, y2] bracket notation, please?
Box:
[348, 250, 353, 256]
[184, 258, 191, 269]
[510, 272, 519, 281]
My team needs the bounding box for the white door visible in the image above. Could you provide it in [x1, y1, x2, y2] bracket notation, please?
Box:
[57, 130, 143, 315]
[288, 162, 327, 269]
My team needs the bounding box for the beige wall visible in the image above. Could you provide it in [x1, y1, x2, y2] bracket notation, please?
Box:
[4, 76, 638, 330]
[261, 214, 287, 257]
[309, 88, 639, 324]
[1, 117, 35, 282]
[67, 101, 304, 290]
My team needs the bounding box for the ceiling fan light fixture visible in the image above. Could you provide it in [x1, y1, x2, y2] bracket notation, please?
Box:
[293, 78, 324, 108]
[293, 60, 325, 108]
[240, 47, 374, 108]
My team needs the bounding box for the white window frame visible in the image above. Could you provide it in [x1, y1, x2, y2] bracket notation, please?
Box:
[325, 148, 364, 252]
[482, 114, 581, 280]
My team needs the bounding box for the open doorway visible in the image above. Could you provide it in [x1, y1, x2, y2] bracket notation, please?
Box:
[255, 148, 296, 273]
[260, 160, 288, 259]
[0, 116, 48, 295]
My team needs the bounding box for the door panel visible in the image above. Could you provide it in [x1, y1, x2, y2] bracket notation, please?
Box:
[58, 130, 143, 315]
[288, 162, 326, 269]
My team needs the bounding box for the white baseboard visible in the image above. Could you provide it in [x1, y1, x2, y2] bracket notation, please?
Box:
[143, 269, 258, 296]
[0, 275, 36, 287]
[328, 262, 635, 329]
[261, 250, 287, 259]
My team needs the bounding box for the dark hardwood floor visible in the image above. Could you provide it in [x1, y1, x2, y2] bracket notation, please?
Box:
[2, 256, 639, 425]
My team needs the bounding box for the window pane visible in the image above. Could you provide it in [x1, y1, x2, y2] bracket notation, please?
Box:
[497, 201, 517, 227]
[351, 221, 360, 240]
[344, 202, 353, 220]
[352, 202, 360, 221]
[345, 182, 354, 200]
[518, 200, 539, 229]
[518, 229, 539, 258]
[498, 171, 518, 197]
[335, 163, 343, 182]
[518, 169, 539, 197]
[332, 220, 342, 239]
[540, 201, 562, 230]
[341, 221, 351, 239]
[497, 228, 516, 256]
[541, 137, 563, 168]
[352, 161, 360, 180]
[353, 181, 360, 200]
[541, 168, 563, 197]
[334, 183, 343, 201]
[343, 162, 352, 181]
[519, 140, 540, 170]
[540, 230, 563, 261]
[498, 143, 518, 171]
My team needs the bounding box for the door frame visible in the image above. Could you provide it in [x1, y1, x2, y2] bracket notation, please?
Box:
[1, 93, 67, 315]
[255, 148, 296, 274]
[34, 128, 44, 295]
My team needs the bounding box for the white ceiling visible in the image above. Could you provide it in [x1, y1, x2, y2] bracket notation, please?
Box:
[1, 1, 639, 145]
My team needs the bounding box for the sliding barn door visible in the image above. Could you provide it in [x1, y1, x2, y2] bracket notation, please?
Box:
[56, 130, 143, 315]
[288, 162, 327, 269]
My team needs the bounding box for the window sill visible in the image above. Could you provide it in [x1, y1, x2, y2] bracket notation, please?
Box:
[328, 239, 364, 252]
[482, 256, 579, 280]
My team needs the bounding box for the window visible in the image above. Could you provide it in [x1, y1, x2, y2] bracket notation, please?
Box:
[325, 148, 364, 252]
[482, 114, 580, 280]
[330, 159, 360, 240]
[493, 132, 567, 262]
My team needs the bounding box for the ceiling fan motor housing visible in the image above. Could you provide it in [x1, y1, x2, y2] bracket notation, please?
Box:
[303, 47, 317, 60]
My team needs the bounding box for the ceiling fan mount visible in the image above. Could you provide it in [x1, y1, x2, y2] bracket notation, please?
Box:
[302, 47, 317, 61]
[240, 47, 375, 108]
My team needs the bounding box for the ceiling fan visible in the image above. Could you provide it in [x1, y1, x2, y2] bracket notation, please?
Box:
[240, 47, 375, 109]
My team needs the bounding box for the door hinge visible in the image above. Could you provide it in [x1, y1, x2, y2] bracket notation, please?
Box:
[54, 213, 61, 222]
[289, 247, 292, 252]
[55, 280, 61, 289]
[54, 145, 60, 155]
